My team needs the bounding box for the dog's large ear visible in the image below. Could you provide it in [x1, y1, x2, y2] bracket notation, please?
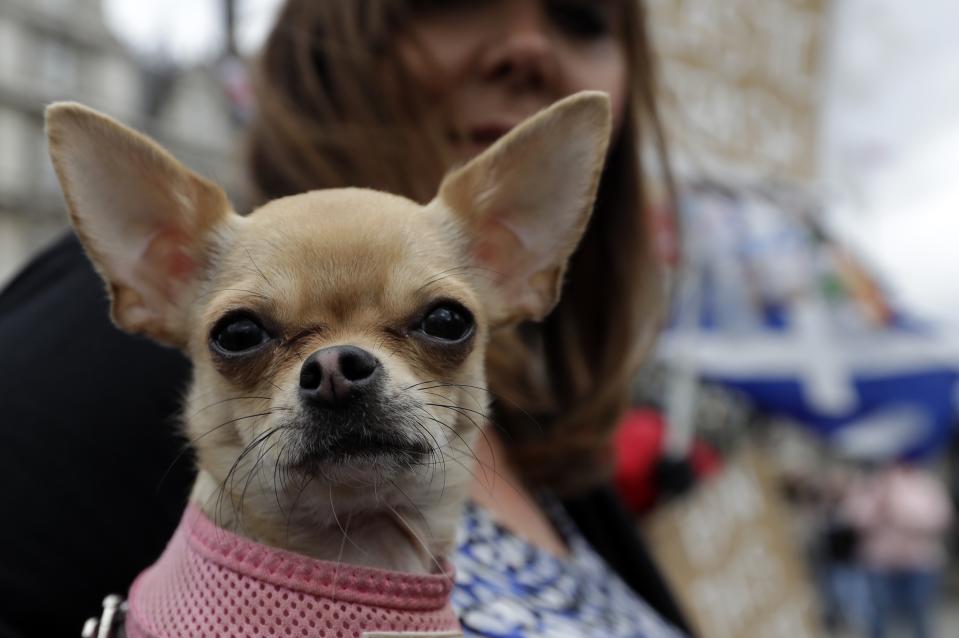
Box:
[434, 91, 612, 326]
[46, 103, 234, 346]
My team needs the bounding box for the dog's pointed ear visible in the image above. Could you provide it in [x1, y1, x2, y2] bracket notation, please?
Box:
[433, 91, 612, 326]
[46, 102, 235, 346]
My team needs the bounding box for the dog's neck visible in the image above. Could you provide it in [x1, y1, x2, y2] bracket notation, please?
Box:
[189, 470, 457, 574]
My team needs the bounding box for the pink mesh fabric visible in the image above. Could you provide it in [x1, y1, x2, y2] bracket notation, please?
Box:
[126, 504, 460, 638]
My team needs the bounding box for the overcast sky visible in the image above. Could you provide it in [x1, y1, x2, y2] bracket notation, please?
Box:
[102, 0, 282, 64]
[821, 0, 959, 328]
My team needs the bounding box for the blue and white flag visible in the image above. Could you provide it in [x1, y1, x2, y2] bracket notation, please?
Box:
[658, 181, 958, 460]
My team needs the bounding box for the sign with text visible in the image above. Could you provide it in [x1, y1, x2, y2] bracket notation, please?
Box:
[642, 449, 821, 638]
[646, 0, 828, 181]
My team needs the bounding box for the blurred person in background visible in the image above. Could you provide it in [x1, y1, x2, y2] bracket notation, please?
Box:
[816, 461, 874, 636]
[0, 1, 690, 637]
[844, 461, 953, 638]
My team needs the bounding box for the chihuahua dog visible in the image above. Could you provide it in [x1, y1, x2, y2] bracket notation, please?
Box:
[48, 92, 611, 638]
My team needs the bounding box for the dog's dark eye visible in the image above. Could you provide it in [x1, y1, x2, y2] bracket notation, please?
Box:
[420, 304, 473, 342]
[212, 315, 269, 354]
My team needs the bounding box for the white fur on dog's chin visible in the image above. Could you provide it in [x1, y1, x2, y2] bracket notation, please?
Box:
[190, 458, 472, 574]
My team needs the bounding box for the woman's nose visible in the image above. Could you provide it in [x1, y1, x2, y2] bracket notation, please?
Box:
[477, 2, 559, 93]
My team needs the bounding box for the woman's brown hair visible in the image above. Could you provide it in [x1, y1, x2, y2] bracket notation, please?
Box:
[249, 0, 674, 495]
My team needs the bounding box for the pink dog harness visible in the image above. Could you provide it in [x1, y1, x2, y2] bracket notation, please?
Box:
[125, 504, 461, 638]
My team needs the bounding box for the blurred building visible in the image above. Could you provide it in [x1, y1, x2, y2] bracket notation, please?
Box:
[0, 0, 239, 286]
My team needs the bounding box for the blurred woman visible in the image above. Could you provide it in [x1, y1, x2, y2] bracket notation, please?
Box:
[0, 1, 685, 636]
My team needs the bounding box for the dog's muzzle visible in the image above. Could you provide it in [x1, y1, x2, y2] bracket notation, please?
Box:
[292, 345, 430, 468]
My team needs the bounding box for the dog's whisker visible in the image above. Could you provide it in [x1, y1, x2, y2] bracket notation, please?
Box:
[192, 410, 293, 445]
[421, 430, 446, 496]
[383, 501, 450, 584]
[415, 265, 501, 295]
[440, 449, 486, 490]
[413, 406, 490, 486]
[329, 484, 370, 558]
[189, 395, 276, 416]
[414, 420, 481, 482]
[285, 473, 315, 546]
[423, 401, 487, 422]
[155, 407, 290, 494]
[414, 266, 472, 294]
[387, 478, 433, 541]
[416, 389, 462, 406]
[273, 433, 301, 518]
[448, 448, 542, 514]
[402, 379, 445, 391]
[197, 287, 271, 301]
[417, 382, 533, 437]
[410, 418, 449, 500]
[240, 434, 286, 519]
[244, 246, 273, 287]
[422, 401, 494, 475]
[221, 425, 292, 526]
[269, 440, 287, 518]
[415, 383, 488, 411]
[332, 510, 349, 603]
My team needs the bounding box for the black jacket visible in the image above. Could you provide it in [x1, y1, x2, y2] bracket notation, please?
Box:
[0, 234, 689, 637]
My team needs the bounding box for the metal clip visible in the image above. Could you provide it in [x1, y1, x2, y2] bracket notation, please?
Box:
[81, 594, 126, 638]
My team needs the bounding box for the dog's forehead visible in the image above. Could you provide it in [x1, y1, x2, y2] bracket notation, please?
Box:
[247, 188, 429, 237]
[212, 189, 465, 319]
[235, 189, 447, 264]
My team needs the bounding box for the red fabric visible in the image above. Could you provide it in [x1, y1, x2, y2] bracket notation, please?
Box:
[613, 408, 721, 514]
[126, 504, 460, 638]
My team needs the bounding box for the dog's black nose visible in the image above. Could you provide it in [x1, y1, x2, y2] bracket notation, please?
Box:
[299, 345, 381, 407]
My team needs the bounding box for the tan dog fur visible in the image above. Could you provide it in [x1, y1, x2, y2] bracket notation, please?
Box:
[45, 92, 611, 575]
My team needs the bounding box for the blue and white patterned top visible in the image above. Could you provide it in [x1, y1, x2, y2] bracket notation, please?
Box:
[451, 499, 687, 638]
